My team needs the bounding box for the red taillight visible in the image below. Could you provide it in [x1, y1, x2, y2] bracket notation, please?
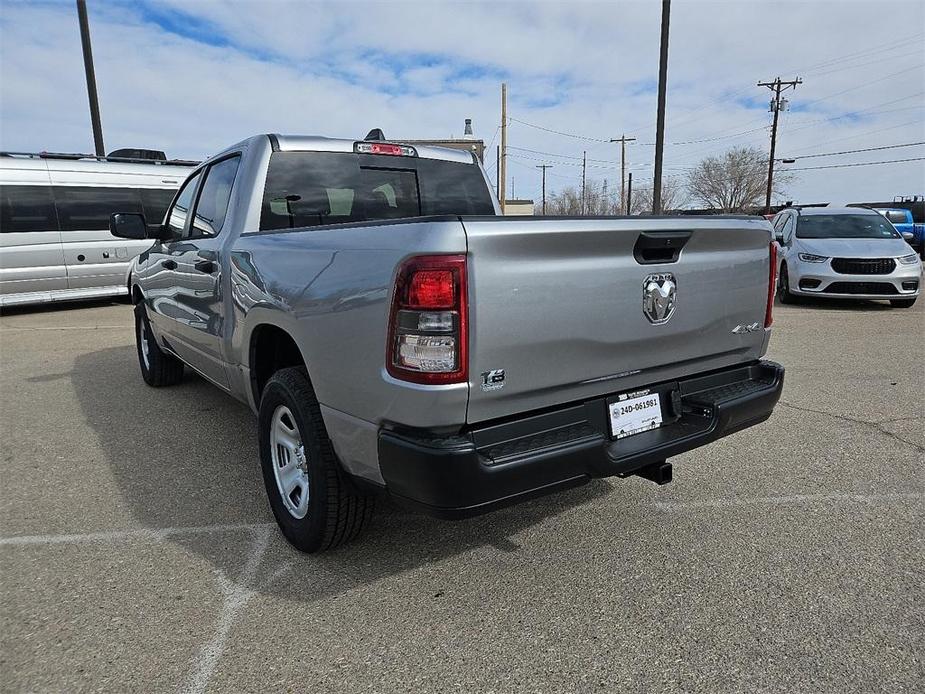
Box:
[765, 242, 777, 328]
[387, 255, 468, 385]
[407, 270, 455, 309]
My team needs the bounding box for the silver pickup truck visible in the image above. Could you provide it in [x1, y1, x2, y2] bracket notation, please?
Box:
[109, 132, 784, 552]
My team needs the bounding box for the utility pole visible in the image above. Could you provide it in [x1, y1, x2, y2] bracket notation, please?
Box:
[610, 134, 636, 213]
[536, 164, 552, 214]
[652, 0, 671, 214]
[76, 0, 105, 156]
[626, 173, 633, 215]
[758, 76, 802, 214]
[500, 83, 507, 214]
[581, 150, 587, 215]
[495, 145, 500, 199]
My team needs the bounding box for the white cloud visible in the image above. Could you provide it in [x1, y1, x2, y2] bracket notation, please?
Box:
[1, 0, 922, 204]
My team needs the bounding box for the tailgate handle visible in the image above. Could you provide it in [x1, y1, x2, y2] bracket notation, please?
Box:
[633, 231, 691, 265]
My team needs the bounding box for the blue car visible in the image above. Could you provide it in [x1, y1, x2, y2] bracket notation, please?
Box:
[874, 208, 925, 257]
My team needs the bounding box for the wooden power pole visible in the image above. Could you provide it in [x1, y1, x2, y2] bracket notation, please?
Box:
[76, 0, 105, 157]
[500, 83, 507, 214]
[536, 164, 552, 214]
[610, 134, 636, 214]
[581, 151, 587, 215]
[758, 76, 802, 214]
[652, 0, 671, 214]
[626, 173, 633, 215]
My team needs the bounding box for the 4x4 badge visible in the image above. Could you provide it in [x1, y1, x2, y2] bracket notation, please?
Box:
[480, 369, 505, 392]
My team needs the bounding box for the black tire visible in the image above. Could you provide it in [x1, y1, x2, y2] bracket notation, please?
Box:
[890, 297, 917, 308]
[777, 264, 798, 304]
[134, 303, 184, 387]
[258, 367, 372, 553]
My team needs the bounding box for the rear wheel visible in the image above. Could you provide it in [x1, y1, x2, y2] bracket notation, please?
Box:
[134, 303, 184, 386]
[890, 297, 917, 308]
[777, 265, 798, 304]
[258, 366, 372, 553]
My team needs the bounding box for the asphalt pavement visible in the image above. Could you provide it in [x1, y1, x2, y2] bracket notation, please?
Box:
[1, 297, 922, 693]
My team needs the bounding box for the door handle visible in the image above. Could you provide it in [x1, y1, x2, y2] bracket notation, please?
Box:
[161, 259, 177, 270]
[194, 260, 216, 273]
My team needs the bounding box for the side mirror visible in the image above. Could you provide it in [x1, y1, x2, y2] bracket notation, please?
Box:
[901, 231, 914, 242]
[110, 212, 149, 240]
[774, 229, 784, 244]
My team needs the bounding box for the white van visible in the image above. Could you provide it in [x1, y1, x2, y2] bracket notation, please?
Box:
[0, 151, 196, 307]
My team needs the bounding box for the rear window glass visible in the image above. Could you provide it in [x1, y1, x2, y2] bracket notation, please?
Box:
[0, 185, 59, 232]
[53, 186, 143, 231]
[260, 151, 494, 231]
[885, 210, 908, 224]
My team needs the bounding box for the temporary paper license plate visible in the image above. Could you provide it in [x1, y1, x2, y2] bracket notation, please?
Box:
[609, 390, 663, 439]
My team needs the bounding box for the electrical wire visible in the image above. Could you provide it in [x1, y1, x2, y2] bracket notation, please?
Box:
[783, 141, 925, 160]
[783, 156, 925, 171]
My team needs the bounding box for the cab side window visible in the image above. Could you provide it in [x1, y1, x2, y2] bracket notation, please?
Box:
[191, 156, 240, 238]
[165, 171, 203, 240]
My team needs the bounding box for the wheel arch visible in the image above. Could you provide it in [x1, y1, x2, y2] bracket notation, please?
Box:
[247, 319, 312, 407]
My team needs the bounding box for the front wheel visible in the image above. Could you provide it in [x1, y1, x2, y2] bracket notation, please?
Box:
[134, 303, 184, 386]
[777, 265, 798, 304]
[890, 297, 917, 308]
[258, 367, 372, 553]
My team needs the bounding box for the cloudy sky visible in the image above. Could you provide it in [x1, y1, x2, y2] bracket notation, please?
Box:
[1, 0, 923, 206]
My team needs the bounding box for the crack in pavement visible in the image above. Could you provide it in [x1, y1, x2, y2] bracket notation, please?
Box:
[779, 400, 924, 453]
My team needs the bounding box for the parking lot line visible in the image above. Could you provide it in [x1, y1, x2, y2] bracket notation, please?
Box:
[0, 522, 275, 546]
[654, 491, 923, 512]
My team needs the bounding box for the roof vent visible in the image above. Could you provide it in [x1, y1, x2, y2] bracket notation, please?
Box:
[464, 118, 474, 139]
[107, 148, 167, 161]
[364, 129, 387, 142]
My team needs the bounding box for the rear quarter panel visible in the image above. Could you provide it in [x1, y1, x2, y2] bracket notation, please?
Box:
[229, 219, 469, 429]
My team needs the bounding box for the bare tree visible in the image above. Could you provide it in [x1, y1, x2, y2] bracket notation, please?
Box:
[629, 176, 686, 215]
[543, 179, 620, 215]
[687, 146, 791, 212]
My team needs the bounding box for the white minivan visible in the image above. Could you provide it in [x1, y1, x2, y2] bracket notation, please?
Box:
[0, 151, 195, 307]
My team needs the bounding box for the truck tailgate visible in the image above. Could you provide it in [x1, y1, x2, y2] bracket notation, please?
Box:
[463, 216, 773, 424]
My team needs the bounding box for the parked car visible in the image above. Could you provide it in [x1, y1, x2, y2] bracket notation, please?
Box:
[110, 132, 784, 552]
[772, 206, 922, 307]
[0, 150, 195, 307]
[872, 207, 924, 257]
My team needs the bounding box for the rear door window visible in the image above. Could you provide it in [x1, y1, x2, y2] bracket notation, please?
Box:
[0, 185, 59, 232]
[260, 151, 494, 231]
[886, 210, 908, 224]
[53, 186, 144, 231]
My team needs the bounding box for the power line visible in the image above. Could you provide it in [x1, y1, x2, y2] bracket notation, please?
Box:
[783, 141, 925, 160]
[508, 116, 608, 142]
[788, 117, 925, 154]
[784, 156, 925, 171]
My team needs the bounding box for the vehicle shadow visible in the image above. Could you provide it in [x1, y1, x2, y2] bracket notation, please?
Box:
[775, 296, 897, 311]
[0, 298, 128, 317]
[71, 346, 614, 603]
